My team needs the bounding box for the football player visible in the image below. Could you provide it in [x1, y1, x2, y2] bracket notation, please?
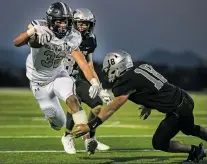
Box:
[13, 2, 101, 155]
[72, 50, 207, 162]
[63, 8, 111, 152]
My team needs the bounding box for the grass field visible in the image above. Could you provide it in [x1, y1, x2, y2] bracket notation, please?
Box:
[0, 88, 206, 164]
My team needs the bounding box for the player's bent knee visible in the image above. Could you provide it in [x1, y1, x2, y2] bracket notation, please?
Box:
[42, 106, 66, 131]
[48, 117, 65, 131]
[152, 135, 169, 151]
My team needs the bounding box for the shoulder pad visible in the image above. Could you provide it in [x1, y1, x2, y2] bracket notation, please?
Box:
[30, 19, 47, 27]
[66, 28, 82, 50]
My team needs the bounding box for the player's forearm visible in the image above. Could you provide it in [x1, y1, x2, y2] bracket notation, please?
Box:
[72, 50, 99, 85]
[14, 28, 35, 47]
[14, 32, 30, 47]
[98, 95, 128, 122]
[87, 95, 128, 130]
[89, 64, 100, 83]
[88, 53, 100, 83]
[81, 63, 97, 83]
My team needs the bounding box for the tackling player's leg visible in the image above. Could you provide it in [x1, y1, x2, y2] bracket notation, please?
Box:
[152, 93, 207, 163]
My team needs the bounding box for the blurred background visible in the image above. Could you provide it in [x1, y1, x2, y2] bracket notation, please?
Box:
[0, 1, 207, 163]
[0, 0, 207, 90]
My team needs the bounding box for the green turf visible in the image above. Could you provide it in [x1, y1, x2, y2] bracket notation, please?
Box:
[0, 89, 206, 164]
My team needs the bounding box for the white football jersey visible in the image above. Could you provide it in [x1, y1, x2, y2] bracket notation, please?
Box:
[26, 19, 82, 84]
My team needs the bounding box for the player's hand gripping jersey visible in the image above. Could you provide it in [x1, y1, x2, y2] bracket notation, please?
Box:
[26, 19, 82, 84]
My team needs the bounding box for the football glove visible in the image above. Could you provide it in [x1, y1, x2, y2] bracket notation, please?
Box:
[89, 83, 101, 99]
[99, 89, 112, 105]
[33, 25, 54, 45]
[139, 105, 151, 120]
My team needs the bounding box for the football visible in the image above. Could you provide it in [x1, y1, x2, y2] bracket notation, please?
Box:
[28, 34, 43, 48]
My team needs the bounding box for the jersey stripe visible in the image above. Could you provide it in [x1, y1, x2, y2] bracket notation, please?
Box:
[59, 2, 67, 15]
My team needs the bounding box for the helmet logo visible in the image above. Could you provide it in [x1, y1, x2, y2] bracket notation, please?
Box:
[47, 7, 53, 14]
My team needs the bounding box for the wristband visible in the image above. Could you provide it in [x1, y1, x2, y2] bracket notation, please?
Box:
[26, 27, 35, 37]
[90, 78, 99, 86]
[87, 116, 103, 131]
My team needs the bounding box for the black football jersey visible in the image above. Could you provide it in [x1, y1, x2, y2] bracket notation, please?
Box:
[79, 33, 97, 57]
[72, 33, 97, 79]
[112, 63, 182, 113]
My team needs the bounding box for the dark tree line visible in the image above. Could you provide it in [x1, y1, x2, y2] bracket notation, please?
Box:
[0, 62, 207, 92]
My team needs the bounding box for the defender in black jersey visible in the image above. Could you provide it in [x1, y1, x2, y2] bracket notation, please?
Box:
[64, 8, 111, 152]
[73, 50, 207, 162]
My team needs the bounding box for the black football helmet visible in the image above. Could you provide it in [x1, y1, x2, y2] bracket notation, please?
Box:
[46, 2, 73, 39]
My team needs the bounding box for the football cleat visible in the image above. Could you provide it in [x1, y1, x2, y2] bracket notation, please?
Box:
[96, 140, 110, 151]
[90, 136, 110, 151]
[84, 138, 98, 155]
[183, 143, 206, 163]
[195, 143, 206, 163]
[61, 133, 76, 154]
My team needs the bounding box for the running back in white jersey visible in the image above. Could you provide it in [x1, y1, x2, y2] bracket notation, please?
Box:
[26, 19, 82, 84]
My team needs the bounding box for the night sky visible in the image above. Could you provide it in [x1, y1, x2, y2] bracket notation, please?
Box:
[1, 0, 207, 63]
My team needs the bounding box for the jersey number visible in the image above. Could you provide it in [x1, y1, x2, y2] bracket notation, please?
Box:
[134, 64, 167, 90]
[41, 51, 66, 68]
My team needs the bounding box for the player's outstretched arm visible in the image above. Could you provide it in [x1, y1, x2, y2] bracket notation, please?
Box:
[97, 94, 129, 122]
[71, 94, 129, 138]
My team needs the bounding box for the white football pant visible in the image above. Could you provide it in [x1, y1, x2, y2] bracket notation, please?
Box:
[30, 70, 76, 130]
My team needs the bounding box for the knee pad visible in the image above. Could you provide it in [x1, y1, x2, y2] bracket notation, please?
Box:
[43, 107, 57, 118]
[43, 107, 65, 131]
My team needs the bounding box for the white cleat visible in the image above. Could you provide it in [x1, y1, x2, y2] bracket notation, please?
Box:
[61, 134, 76, 154]
[96, 140, 110, 151]
[85, 138, 98, 155]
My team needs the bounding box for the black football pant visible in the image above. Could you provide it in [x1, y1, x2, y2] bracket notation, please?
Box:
[152, 92, 202, 151]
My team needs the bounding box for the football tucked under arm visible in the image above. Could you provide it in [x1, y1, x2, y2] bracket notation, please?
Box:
[27, 22, 53, 48]
[28, 34, 43, 48]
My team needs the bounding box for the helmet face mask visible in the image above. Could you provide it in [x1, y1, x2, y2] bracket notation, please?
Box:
[46, 2, 73, 39]
[102, 66, 117, 83]
[75, 21, 91, 34]
[102, 50, 134, 83]
[73, 8, 96, 35]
